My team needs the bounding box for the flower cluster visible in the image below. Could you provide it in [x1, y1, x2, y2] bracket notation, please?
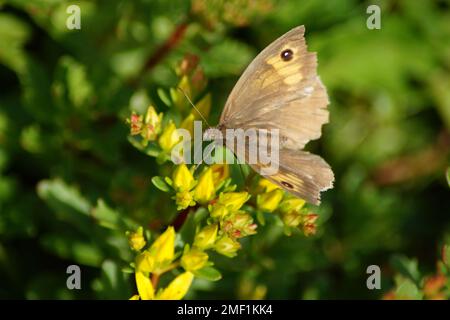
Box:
[126, 56, 322, 300]
[128, 226, 204, 300]
[159, 162, 256, 258]
[251, 178, 319, 236]
[127, 54, 209, 162]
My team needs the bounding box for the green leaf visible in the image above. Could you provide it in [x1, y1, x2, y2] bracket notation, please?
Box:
[91, 199, 137, 231]
[151, 176, 171, 192]
[256, 210, 266, 226]
[37, 179, 91, 216]
[390, 255, 422, 285]
[193, 266, 222, 281]
[157, 88, 172, 107]
[443, 244, 450, 267]
[394, 276, 423, 300]
[40, 233, 104, 267]
[92, 260, 132, 299]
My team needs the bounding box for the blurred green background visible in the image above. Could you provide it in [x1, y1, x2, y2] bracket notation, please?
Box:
[0, 0, 449, 299]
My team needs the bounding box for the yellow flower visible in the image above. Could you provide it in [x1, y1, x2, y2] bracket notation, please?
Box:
[279, 198, 306, 214]
[211, 164, 229, 186]
[158, 121, 180, 152]
[157, 272, 194, 300]
[172, 164, 195, 192]
[180, 113, 195, 136]
[193, 224, 218, 249]
[148, 226, 175, 268]
[257, 189, 284, 212]
[257, 178, 280, 193]
[214, 235, 241, 257]
[135, 271, 154, 300]
[142, 106, 163, 141]
[181, 247, 209, 271]
[209, 203, 229, 220]
[193, 167, 215, 204]
[281, 211, 303, 228]
[135, 251, 156, 273]
[217, 192, 250, 211]
[175, 190, 196, 210]
[222, 212, 257, 238]
[145, 106, 163, 129]
[127, 226, 146, 251]
[129, 295, 140, 300]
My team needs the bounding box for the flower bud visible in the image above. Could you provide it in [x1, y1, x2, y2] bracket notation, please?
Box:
[193, 224, 218, 249]
[172, 164, 195, 192]
[143, 106, 163, 140]
[127, 226, 146, 251]
[302, 214, 319, 236]
[257, 189, 284, 212]
[281, 211, 302, 228]
[214, 235, 241, 257]
[129, 112, 143, 135]
[217, 192, 250, 211]
[149, 226, 175, 266]
[175, 190, 196, 210]
[279, 198, 306, 214]
[181, 247, 209, 271]
[158, 121, 180, 152]
[209, 203, 229, 220]
[194, 167, 215, 204]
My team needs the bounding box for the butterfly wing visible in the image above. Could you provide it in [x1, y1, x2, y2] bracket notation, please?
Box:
[250, 149, 334, 205]
[220, 25, 329, 150]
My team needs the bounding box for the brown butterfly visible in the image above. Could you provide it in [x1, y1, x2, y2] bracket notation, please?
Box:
[206, 25, 334, 205]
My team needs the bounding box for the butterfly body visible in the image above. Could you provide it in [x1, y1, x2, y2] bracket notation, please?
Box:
[213, 26, 334, 205]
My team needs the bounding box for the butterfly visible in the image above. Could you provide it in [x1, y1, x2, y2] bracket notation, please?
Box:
[205, 25, 334, 205]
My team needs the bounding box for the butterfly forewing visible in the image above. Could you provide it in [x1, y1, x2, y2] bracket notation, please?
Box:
[219, 25, 334, 204]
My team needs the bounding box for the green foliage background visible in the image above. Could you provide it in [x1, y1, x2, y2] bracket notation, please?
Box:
[0, 0, 449, 299]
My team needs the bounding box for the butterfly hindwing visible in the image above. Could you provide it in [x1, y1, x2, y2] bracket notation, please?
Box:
[251, 150, 334, 205]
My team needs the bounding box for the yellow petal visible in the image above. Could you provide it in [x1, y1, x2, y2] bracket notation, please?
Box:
[181, 248, 209, 271]
[172, 164, 194, 192]
[129, 295, 140, 300]
[135, 271, 154, 300]
[258, 178, 280, 192]
[218, 192, 250, 211]
[158, 272, 194, 300]
[180, 113, 195, 136]
[150, 226, 176, 265]
[135, 251, 156, 273]
[193, 224, 218, 249]
[158, 121, 180, 152]
[193, 168, 215, 204]
[257, 189, 284, 213]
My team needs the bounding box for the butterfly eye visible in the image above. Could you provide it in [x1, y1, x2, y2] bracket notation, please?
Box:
[281, 181, 294, 189]
[280, 49, 294, 61]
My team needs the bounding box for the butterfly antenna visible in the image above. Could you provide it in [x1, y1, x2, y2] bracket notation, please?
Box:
[177, 87, 212, 128]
